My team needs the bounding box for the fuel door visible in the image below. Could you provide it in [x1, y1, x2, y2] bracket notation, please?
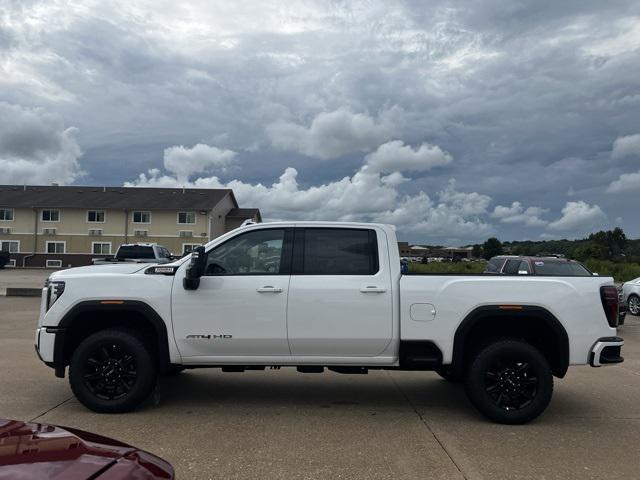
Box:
[410, 303, 437, 322]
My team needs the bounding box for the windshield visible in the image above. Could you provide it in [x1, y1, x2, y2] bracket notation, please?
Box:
[532, 260, 591, 276]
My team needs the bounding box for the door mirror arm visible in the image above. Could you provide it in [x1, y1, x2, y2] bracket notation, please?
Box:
[184, 246, 207, 290]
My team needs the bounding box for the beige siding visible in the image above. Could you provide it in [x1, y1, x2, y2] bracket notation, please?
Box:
[0, 199, 244, 258]
[0, 208, 37, 235]
[127, 209, 210, 237]
[0, 233, 34, 252]
[209, 193, 235, 239]
[36, 208, 127, 236]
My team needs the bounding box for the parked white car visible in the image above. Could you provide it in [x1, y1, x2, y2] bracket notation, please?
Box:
[35, 222, 624, 424]
[622, 277, 640, 316]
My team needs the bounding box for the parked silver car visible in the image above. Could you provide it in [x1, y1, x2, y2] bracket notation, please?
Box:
[622, 277, 640, 316]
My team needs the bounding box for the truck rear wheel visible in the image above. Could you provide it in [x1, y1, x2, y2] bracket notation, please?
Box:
[69, 329, 157, 413]
[464, 339, 553, 424]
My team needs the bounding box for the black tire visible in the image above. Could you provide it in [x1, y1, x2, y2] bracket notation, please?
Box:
[464, 339, 553, 424]
[435, 367, 462, 382]
[628, 294, 640, 316]
[69, 329, 157, 413]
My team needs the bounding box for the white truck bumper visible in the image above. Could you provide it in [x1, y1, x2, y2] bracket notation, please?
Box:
[589, 337, 624, 367]
[35, 327, 56, 363]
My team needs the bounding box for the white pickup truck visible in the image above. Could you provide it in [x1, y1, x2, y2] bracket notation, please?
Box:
[35, 222, 624, 424]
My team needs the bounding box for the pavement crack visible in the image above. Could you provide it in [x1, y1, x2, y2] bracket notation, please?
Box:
[387, 372, 468, 480]
[29, 396, 72, 422]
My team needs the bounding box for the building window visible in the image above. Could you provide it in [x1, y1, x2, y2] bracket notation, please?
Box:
[1, 240, 19, 253]
[133, 211, 151, 223]
[0, 209, 14, 221]
[41, 210, 60, 222]
[92, 242, 111, 255]
[178, 211, 196, 224]
[87, 210, 105, 222]
[46, 241, 65, 254]
[46, 259, 63, 268]
[182, 243, 201, 255]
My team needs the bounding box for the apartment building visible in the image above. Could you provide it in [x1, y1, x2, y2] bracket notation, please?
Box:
[0, 185, 261, 268]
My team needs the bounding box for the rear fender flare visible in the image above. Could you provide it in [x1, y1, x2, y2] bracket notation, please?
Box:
[450, 305, 570, 378]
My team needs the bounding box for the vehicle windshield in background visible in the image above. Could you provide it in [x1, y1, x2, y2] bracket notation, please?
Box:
[116, 246, 155, 259]
[532, 260, 591, 276]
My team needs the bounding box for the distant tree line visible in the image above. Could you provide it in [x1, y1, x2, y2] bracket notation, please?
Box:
[471, 228, 640, 263]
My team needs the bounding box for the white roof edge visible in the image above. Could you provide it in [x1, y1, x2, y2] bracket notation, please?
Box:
[240, 220, 394, 229]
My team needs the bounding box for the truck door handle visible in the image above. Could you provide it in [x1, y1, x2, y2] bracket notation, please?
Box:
[257, 286, 283, 293]
[360, 286, 386, 293]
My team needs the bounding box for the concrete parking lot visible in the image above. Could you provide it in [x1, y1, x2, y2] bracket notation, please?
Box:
[2, 296, 640, 479]
[0, 268, 52, 294]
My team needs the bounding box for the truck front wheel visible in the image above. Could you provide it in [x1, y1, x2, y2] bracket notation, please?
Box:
[69, 329, 157, 413]
[464, 339, 553, 424]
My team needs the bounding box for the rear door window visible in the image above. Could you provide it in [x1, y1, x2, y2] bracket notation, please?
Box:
[533, 261, 591, 276]
[503, 259, 521, 274]
[298, 228, 379, 275]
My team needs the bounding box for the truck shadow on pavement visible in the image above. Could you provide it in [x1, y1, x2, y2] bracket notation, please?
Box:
[147, 370, 595, 422]
[154, 371, 468, 410]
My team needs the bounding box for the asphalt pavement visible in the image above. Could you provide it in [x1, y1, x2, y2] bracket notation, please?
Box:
[2, 296, 639, 479]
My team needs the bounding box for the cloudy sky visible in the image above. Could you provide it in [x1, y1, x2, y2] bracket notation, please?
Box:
[1, 0, 639, 243]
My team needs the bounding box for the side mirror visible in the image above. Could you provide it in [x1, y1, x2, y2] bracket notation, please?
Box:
[183, 246, 207, 290]
[518, 270, 529, 275]
[592, 272, 599, 276]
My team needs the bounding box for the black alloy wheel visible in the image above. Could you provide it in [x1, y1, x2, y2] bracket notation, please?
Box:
[483, 358, 538, 411]
[69, 329, 157, 413]
[82, 342, 138, 400]
[464, 339, 553, 424]
[629, 295, 640, 316]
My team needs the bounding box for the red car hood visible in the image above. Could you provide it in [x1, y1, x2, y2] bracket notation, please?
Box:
[0, 419, 173, 479]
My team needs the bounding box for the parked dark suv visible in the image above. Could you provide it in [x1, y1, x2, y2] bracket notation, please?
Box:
[485, 255, 592, 276]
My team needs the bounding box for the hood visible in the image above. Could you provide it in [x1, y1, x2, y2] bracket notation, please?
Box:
[49, 263, 151, 279]
[0, 419, 173, 479]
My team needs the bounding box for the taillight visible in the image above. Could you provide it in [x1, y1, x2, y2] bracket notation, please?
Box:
[600, 285, 619, 328]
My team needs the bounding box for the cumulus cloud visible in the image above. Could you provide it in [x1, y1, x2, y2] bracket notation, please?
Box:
[3, 1, 640, 241]
[607, 170, 640, 193]
[364, 140, 452, 173]
[491, 202, 548, 227]
[267, 109, 392, 159]
[438, 179, 491, 216]
[125, 163, 493, 240]
[547, 201, 607, 233]
[163, 144, 237, 183]
[611, 134, 640, 159]
[0, 102, 83, 184]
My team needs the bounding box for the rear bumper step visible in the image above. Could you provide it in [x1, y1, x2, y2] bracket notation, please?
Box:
[589, 337, 624, 367]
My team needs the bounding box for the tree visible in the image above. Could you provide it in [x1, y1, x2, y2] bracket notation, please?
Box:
[571, 242, 608, 261]
[482, 237, 503, 260]
[587, 227, 627, 259]
[472, 244, 482, 258]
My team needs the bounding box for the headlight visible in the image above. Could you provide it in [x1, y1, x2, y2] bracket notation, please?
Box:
[46, 280, 65, 310]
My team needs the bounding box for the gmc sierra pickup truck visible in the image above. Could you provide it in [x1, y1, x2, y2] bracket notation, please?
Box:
[35, 222, 624, 424]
